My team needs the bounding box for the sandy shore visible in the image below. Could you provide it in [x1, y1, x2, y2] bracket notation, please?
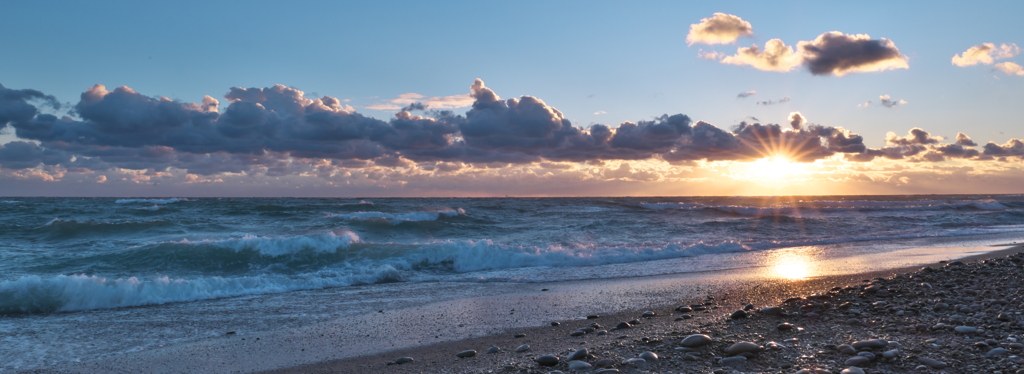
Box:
[265, 245, 1024, 374]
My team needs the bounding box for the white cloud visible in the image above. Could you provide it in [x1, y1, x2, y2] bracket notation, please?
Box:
[720, 39, 803, 72]
[686, 13, 754, 46]
[994, 62, 1024, 76]
[952, 43, 1020, 67]
[697, 50, 726, 60]
[365, 92, 474, 111]
[593, 111, 607, 115]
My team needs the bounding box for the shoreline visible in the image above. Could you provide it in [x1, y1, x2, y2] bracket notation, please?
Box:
[21, 245, 1024, 374]
[264, 245, 1024, 374]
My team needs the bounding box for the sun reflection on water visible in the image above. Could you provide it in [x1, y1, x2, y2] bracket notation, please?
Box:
[770, 248, 817, 280]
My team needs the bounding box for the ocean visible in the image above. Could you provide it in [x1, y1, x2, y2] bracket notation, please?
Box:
[2, 195, 1024, 370]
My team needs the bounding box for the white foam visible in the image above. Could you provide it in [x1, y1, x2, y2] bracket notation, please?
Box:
[3, 200, 20, 203]
[970, 200, 1010, 211]
[329, 208, 465, 223]
[115, 198, 187, 204]
[171, 230, 360, 257]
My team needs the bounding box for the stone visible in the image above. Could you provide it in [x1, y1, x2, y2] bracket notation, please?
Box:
[594, 358, 615, 367]
[840, 368, 865, 374]
[730, 309, 747, 319]
[516, 344, 530, 352]
[595, 370, 619, 374]
[641, 311, 655, 317]
[622, 358, 646, 368]
[725, 341, 762, 356]
[987, 347, 1009, 356]
[917, 357, 947, 369]
[514, 333, 526, 338]
[536, 355, 559, 366]
[456, 350, 476, 358]
[720, 356, 746, 367]
[487, 346, 500, 354]
[677, 306, 693, 312]
[955, 326, 978, 334]
[639, 351, 658, 362]
[596, 329, 607, 336]
[882, 349, 898, 359]
[851, 339, 888, 349]
[568, 360, 592, 371]
[838, 344, 857, 355]
[551, 322, 560, 326]
[857, 352, 875, 360]
[760, 306, 784, 315]
[844, 356, 870, 367]
[680, 334, 714, 347]
[777, 322, 794, 331]
[999, 313, 1013, 322]
[394, 357, 413, 364]
[615, 321, 631, 329]
[568, 348, 589, 361]
[587, 315, 599, 319]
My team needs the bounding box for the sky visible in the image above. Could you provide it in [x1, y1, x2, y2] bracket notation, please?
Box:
[1, 0, 1023, 197]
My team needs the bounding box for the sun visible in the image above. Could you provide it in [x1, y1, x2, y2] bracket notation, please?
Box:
[750, 154, 805, 180]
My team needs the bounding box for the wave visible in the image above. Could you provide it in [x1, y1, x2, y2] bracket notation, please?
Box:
[169, 230, 359, 257]
[3, 200, 20, 203]
[329, 208, 465, 223]
[115, 198, 188, 204]
[339, 200, 374, 206]
[0, 266, 402, 314]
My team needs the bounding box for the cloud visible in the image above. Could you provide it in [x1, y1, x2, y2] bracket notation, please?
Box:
[788, 112, 806, 130]
[858, 101, 872, 107]
[756, 97, 790, 106]
[736, 91, 757, 99]
[886, 128, 941, 146]
[697, 50, 726, 60]
[955, 132, 977, 146]
[366, 92, 474, 111]
[797, 32, 908, 76]
[594, 111, 607, 115]
[721, 39, 803, 72]
[686, 13, 753, 46]
[716, 31, 908, 76]
[951, 43, 1020, 66]
[879, 95, 907, 108]
[994, 62, 1024, 76]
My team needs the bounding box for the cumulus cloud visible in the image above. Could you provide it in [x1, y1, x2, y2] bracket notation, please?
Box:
[858, 100, 872, 107]
[956, 132, 977, 146]
[715, 31, 908, 76]
[879, 95, 907, 108]
[736, 91, 756, 98]
[721, 39, 803, 72]
[686, 13, 753, 46]
[788, 112, 806, 130]
[797, 32, 908, 76]
[952, 43, 1020, 67]
[886, 128, 941, 146]
[995, 62, 1024, 76]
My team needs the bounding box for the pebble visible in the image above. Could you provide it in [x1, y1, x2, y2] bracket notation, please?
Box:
[516, 344, 530, 352]
[720, 356, 746, 367]
[456, 350, 476, 358]
[840, 368, 865, 374]
[596, 329, 608, 335]
[570, 330, 586, 337]
[622, 357, 646, 368]
[394, 357, 413, 364]
[586, 315, 599, 319]
[730, 309, 747, 319]
[514, 333, 526, 338]
[567, 348, 589, 361]
[641, 311, 655, 317]
[851, 339, 888, 349]
[594, 358, 615, 367]
[615, 321, 631, 329]
[917, 357, 947, 369]
[595, 369, 619, 374]
[677, 306, 693, 313]
[988, 347, 1009, 356]
[551, 322, 560, 326]
[954, 325, 978, 334]
[535, 355, 559, 366]
[725, 341, 762, 355]
[882, 349, 898, 358]
[844, 356, 870, 367]
[639, 351, 658, 361]
[777, 322, 794, 331]
[568, 360, 592, 371]
[760, 306, 784, 315]
[486, 346, 500, 354]
[680, 334, 713, 347]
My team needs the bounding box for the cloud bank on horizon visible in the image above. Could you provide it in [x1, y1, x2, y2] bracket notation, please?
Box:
[0, 11, 1021, 196]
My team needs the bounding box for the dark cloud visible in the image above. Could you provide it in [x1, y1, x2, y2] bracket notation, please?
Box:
[983, 139, 1024, 157]
[788, 112, 806, 130]
[886, 128, 941, 146]
[879, 95, 907, 108]
[955, 132, 977, 146]
[736, 91, 756, 98]
[0, 141, 72, 169]
[797, 32, 909, 76]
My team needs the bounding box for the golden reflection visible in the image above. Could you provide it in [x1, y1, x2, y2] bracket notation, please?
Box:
[769, 248, 817, 280]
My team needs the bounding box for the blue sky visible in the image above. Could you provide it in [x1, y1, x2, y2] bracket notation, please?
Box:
[1, 1, 1023, 196]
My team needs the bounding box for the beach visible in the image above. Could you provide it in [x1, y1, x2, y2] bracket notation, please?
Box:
[21, 244, 1022, 373]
